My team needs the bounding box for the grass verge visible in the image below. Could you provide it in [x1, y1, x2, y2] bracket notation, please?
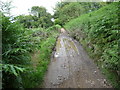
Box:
[21, 25, 60, 88]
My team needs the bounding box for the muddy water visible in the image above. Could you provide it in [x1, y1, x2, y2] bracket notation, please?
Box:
[44, 33, 112, 88]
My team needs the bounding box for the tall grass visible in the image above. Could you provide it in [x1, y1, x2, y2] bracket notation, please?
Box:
[21, 25, 60, 88]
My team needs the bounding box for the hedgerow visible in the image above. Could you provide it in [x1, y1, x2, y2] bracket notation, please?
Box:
[2, 12, 60, 88]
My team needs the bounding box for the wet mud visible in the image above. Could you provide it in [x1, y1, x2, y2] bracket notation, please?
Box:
[43, 33, 112, 88]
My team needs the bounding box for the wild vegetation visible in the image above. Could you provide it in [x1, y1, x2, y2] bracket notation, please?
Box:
[1, 1, 60, 88]
[15, 6, 53, 28]
[53, 2, 107, 26]
[64, 2, 120, 88]
[1, 0, 119, 89]
[21, 27, 60, 88]
[2, 12, 60, 88]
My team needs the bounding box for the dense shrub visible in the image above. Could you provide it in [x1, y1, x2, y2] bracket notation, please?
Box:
[2, 12, 59, 88]
[2, 15, 30, 88]
[65, 2, 120, 88]
[21, 27, 59, 88]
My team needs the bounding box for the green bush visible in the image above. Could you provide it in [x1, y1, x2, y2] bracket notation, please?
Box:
[21, 27, 59, 88]
[2, 14, 58, 88]
[2, 15, 30, 88]
[65, 2, 119, 88]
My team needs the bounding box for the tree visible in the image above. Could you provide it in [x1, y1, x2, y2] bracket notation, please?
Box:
[30, 6, 47, 18]
[15, 15, 35, 28]
[53, 2, 103, 26]
[15, 6, 53, 28]
[53, 2, 86, 26]
[30, 6, 53, 28]
[0, 0, 14, 16]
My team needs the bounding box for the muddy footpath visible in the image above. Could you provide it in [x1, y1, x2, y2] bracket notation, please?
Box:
[43, 32, 112, 88]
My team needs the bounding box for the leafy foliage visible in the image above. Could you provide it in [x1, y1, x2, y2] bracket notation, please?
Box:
[65, 2, 119, 88]
[1, 13, 58, 88]
[21, 26, 60, 88]
[15, 6, 53, 28]
[2, 64, 25, 77]
[0, 1, 14, 16]
[2, 13, 33, 88]
[53, 2, 104, 26]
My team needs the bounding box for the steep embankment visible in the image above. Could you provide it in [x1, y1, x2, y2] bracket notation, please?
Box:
[65, 2, 119, 88]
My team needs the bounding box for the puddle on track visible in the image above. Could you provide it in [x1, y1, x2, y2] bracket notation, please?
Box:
[43, 34, 112, 88]
[63, 38, 79, 54]
[56, 38, 61, 53]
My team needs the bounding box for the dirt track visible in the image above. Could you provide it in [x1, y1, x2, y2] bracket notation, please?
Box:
[43, 32, 112, 88]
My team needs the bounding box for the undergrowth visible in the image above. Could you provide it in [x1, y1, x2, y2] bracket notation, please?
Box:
[21, 25, 60, 88]
[65, 2, 120, 88]
[2, 12, 60, 89]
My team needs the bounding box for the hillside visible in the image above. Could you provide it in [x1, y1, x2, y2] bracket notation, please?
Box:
[65, 2, 119, 88]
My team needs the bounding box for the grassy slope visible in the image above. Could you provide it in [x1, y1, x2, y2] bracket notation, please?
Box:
[65, 2, 119, 88]
[21, 26, 60, 88]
